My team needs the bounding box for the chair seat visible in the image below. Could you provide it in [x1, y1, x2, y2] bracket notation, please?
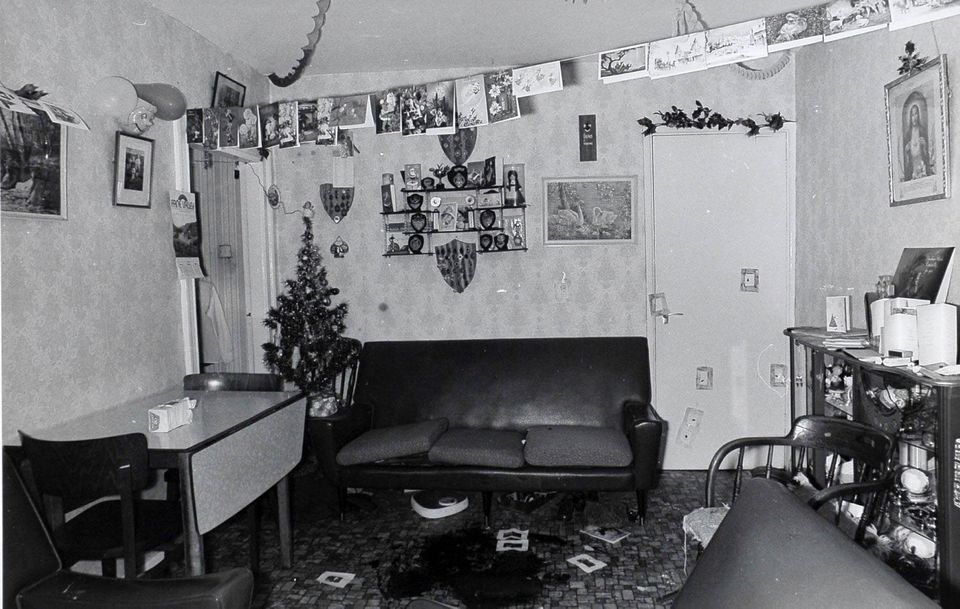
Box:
[54, 499, 182, 565]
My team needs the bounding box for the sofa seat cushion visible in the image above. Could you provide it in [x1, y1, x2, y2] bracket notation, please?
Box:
[523, 425, 632, 467]
[337, 419, 449, 466]
[428, 428, 526, 469]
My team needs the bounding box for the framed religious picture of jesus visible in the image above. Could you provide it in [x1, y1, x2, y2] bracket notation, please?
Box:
[884, 55, 950, 206]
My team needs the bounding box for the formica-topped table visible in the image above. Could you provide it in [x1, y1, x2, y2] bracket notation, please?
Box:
[7, 388, 306, 576]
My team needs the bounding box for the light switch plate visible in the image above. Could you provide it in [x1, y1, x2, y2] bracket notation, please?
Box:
[696, 366, 713, 390]
[740, 268, 759, 292]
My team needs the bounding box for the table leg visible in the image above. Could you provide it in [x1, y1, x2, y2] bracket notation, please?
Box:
[178, 453, 205, 576]
[276, 475, 292, 568]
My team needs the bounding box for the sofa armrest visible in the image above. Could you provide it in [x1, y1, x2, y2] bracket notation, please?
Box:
[622, 400, 664, 488]
[306, 402, 373, 485]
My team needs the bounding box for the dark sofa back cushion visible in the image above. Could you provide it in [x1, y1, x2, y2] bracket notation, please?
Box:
[353, 337, 650, 432]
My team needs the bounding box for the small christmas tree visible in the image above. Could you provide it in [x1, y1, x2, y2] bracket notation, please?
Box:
[262, 215, 358, 402]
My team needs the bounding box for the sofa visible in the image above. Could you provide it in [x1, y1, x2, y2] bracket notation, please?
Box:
[307, 336, 665, 525]
[3, 454, 254, 609]
[674, 477, 938, 609]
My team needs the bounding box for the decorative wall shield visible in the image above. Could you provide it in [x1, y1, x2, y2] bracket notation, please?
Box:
[435, 238, 477, 293]
[320, 182, 354, 223]
[438, 128, 477, 166]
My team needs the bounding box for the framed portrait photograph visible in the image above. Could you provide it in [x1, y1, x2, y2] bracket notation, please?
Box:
[114, 132, 154, 208]
[543, 176, 637, 245]
[1, 106, 68, 219]
[884, 55, 950, 206]
[211, 71, 246, 108]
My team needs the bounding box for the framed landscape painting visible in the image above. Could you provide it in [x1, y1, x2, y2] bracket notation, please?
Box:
[885, 55, 950, 206]
[543, 176, 637, 245]
[0, 106, 67, 219]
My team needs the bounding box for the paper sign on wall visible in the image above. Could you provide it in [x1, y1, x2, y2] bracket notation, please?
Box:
[170, 190, 204, 280]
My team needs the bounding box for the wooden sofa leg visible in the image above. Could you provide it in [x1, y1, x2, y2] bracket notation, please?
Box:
[337, 487, 348, 521]
[635, 490, 647, 526]
[482, 492, 493, 528]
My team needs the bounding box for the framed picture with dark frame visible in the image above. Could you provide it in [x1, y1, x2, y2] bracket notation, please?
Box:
[543, 176, 637, 245]
[114, 132, 154, 208]
[211, 71, 246, 108]
[884, 55, 950, 206]
[0, 106, 68, 220]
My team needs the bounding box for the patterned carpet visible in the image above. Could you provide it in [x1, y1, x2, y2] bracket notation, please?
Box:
[196, 467, 716, 609]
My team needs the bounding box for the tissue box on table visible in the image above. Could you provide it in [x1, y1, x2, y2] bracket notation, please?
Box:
[148, 397, 196, 433]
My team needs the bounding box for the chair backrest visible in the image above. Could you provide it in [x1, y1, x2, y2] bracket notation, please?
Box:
[18, 432, 151, 514]
[706, 415, 895, 543]
[3, 454, 61, 609]
[183, 372, 284, 392]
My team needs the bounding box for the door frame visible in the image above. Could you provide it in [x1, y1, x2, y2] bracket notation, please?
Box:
[239, 159, 278, 373]
[642, 126, 797, 435]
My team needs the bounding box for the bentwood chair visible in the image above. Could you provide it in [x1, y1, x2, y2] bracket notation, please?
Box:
[705, 415, 896, 544]
[17, 431, 183, 579]
[4, 453, 254, 608]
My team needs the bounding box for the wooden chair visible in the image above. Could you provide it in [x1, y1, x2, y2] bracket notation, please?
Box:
[17, 431, 183, 578]
[4, 453, 254, 608]
[705, 415, 896, 544]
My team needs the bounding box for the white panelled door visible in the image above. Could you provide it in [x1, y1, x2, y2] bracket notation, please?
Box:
[644, 130, 796, 470]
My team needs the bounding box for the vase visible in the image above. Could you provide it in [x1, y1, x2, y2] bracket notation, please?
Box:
[307, 392, 340, 417]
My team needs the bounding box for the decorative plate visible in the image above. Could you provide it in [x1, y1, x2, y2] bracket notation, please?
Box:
[406, 193, 424, 210]
[494, 232, 509, 250]
[479, 233, 493, 251]
[408, 234, 424, 254]
[479, 209, 497, 230]
[410, 212, 428, 233]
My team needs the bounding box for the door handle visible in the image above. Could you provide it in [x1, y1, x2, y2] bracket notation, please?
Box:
[649, 292, 684, 324]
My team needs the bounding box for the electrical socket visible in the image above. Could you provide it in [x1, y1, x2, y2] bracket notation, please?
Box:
[677, 407, 704, 448]
[770, 363, 788, 387]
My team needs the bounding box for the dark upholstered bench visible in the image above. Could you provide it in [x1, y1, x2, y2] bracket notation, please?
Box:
[308, 336, 664, 524]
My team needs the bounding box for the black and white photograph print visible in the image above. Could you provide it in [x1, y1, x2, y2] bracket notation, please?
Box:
[114, 131, 153, 208]
[765, 6, 824, 52]
[884, 55, 950, 206]
[1, 107, 67, 219]
[211, 71, 246, 108]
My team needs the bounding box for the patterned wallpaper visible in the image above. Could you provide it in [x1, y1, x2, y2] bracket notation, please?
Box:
[1, 0, 267, 440]
[794, 17, 960, 327]
[271, 60, 796, 345]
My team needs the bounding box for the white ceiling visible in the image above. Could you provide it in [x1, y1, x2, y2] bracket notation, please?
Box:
[146, 0, 815, 79]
